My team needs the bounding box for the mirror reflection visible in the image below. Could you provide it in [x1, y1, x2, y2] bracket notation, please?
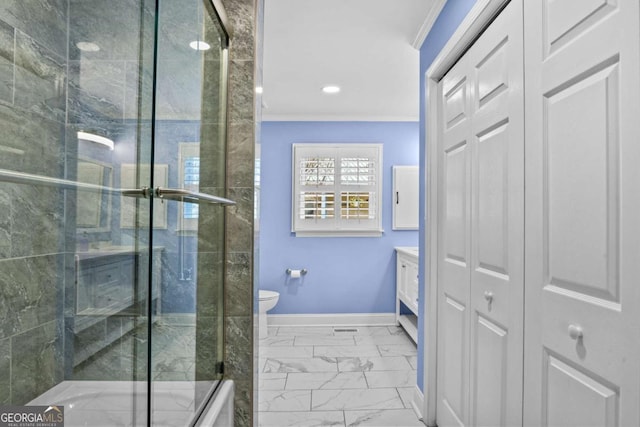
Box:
[76, 158, 112, 231]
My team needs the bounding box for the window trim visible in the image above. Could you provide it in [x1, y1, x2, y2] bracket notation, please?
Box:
[178, 142, 200, 232]
[291, 143, 384, 237]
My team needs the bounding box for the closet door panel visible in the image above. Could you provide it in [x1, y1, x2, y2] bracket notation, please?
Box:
[545, 354, 618, 427]
[524, 0, 640, 425]
[474, 123, 508, 281]
[444, 70, 470, 131]
[544, 0, 617, 58]
[469, 1, 525, 426]
[440, 295, 468, 426]
[437, 54, 472, 427]
[437, 2, 524, 426]
[545, 64, 618, 298]
[471, 314, 508, 427]
[443, 142, 469, 268]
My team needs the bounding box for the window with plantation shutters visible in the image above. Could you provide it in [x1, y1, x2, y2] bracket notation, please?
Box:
[292, 143, 383, 236]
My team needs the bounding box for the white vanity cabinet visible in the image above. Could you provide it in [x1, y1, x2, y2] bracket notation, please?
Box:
[73, 247, 163, 365]
[395, 247, 419, 342]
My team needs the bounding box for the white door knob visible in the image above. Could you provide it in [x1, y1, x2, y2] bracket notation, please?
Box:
[568, 324, 583, 340]
[484, 291, 493, 302]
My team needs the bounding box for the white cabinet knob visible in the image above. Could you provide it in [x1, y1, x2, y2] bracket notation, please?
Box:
[484, 291, 493, 302]
[568, 324, 583, 340]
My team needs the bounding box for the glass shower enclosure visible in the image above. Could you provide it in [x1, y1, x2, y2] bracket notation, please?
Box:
[0, 0, 232, 425]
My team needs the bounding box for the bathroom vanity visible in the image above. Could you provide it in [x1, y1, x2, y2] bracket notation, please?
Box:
[395, 247, 419, 342]
[73, 246, 163, 365]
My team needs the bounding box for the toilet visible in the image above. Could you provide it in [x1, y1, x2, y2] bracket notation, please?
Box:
[258, 290, 280, 339]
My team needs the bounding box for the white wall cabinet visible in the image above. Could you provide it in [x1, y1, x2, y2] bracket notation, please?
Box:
[392, 166, 419, 230]
[396, 247, 419, 343]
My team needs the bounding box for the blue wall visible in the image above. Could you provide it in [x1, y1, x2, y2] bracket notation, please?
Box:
[416, 0, 479, 392]
[260, 121, 419, 315]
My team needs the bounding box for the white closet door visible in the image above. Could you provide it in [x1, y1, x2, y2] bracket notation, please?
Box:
[437, 49, 473, 426]
[523, 1, 640, 426]
[467, 1, 524, 426]
[436, 1, 524, 426]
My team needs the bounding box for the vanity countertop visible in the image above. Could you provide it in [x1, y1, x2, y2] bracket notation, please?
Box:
[395, 246, 419, 258]
[76, 245, 164, 261]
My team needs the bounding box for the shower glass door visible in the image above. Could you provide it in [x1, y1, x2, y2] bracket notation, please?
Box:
[149, 0, 230, 424]
[0, 0, 230, 426]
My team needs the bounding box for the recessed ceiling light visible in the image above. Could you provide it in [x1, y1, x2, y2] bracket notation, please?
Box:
[76, 42, 100, 52]
[189, 40, 211, 51]
[322, 85, 341, 94]
[255, 86, 264, 94]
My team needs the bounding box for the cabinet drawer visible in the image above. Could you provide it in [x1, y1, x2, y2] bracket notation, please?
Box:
[95, 263, 120, 286]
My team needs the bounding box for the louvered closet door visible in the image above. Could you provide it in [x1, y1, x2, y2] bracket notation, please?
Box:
[436, 1, 524, 426]
[523, 1, 640, 425]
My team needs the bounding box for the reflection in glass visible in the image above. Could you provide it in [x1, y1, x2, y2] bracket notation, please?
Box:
[76, 159, 112, 230]
[0, 0, 230, 425]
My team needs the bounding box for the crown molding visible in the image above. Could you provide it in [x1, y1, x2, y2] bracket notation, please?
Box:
[412, 0, 447, 49]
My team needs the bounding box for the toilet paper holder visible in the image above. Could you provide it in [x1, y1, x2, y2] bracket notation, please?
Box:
[286, 268, 308, 276]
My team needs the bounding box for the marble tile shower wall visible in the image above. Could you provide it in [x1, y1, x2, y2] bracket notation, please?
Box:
[221, 0, 262, 425]
[0, 0, 157, 404]
[0, 0, 161, 401]
[0, 0, 69, 405]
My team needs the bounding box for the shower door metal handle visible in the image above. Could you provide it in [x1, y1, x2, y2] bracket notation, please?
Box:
[154, 187, 236, 206]
[121, 187, 153, 198]
[122, 187, 236, 205]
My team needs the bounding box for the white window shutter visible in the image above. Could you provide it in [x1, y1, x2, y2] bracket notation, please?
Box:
[292, 143, 383, 237]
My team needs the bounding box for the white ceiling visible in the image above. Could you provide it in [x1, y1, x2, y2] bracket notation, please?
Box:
[261, 0, 441, 122]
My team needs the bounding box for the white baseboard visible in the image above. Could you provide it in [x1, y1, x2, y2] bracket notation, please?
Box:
[268, 313, 396, 327]
[411, 385, 425, 423]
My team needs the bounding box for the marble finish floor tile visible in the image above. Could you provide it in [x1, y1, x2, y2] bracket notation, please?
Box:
[314, 345, 381, 358]
[312, 389, 404, 411]
[406, 355, 418, 370]
[259, 373, 287, 390]
[386, 326, 409, 335]
[286, 372, 367, 390]
[378, 344, 418, 357]
[259, 411, 345, 427]
[337, 356, 413, 372]
[262, 345, 314, 358]
[364, 370, 416, 388]
[295, 335, 356, 346]
[263, 357, 338, 373]
[397, 387, 416, 409]
[344, 409, 425, 426]
[260, 336, 295, 346]
[258, 322, 421, 427]
[354, 334, 414, 346]
[277, 326, 335, 336]
[259, 390, 312, 412]
[336, 326, 393, 336]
